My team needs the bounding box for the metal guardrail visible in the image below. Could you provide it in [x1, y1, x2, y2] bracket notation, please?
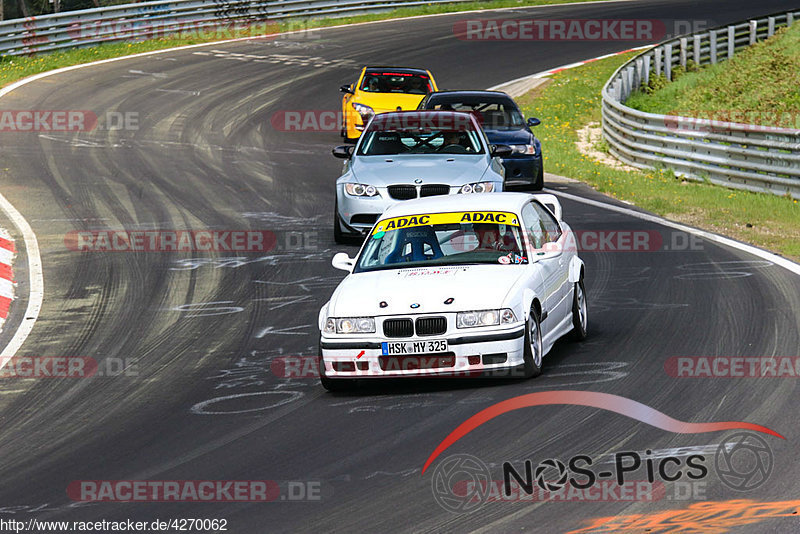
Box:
[0, 0, 469, 56]
[601, 10, 800, 199]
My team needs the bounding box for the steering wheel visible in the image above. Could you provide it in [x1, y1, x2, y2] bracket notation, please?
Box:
[437, 144, 469, 154]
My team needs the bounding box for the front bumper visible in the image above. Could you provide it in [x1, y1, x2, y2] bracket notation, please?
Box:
[336, 190, 394, 236]
[501, 155, 542, 188]
[344, 107, 369, 140]
[320, 325, 526, 378]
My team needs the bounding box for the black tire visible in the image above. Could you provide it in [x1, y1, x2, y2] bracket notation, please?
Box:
[571, 279, 588, 341]
[522, 306, 543, 378]
[333, 198, 347, 245]
[318, 352, 355, 391]
[533, 162, 544, 191]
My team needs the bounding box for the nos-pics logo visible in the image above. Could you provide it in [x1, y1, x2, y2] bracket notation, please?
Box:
[431, 432, 774, 513]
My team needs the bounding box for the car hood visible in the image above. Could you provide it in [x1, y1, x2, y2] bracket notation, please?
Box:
[483, 128, 533, 146]
[358, 93, 427, 113]
[351, 155, 491, 186]
[327, 264, 525, 317]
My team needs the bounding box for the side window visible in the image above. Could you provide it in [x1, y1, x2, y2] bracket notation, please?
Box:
[521, 202, 562, 250]
[521, 204, 545, 250]
[531, 201, 562, 243]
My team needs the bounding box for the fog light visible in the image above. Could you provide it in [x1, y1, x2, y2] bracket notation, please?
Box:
[468, 356, 481, 365]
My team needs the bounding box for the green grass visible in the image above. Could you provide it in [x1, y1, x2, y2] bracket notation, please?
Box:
[516, 53, 800, 261]
[0, 0, 607, 88]
[626, 24, 800, 127]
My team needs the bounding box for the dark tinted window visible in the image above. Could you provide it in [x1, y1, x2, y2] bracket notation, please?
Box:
[360, 71, 432, 94]
[425, 96, 524, 128]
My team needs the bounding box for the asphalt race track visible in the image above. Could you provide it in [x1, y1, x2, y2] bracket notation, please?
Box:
[0, 0, 799, 532]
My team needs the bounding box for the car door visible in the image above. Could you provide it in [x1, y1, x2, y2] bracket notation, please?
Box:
[521, 201, 569, 333]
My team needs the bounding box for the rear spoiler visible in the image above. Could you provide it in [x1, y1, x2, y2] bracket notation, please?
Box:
[532, 194, 562, 221]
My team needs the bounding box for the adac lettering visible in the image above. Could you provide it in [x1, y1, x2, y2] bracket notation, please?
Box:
[384, 215, 431, 230]
[460, 212, 507, 223]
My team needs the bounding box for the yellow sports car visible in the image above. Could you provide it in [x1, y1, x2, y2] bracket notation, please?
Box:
[340, 66, 438, 141]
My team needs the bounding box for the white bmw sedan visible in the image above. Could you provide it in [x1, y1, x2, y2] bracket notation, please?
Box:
[318, 193, 587, 390]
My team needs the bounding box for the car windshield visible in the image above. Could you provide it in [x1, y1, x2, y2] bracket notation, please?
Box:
[354, 211, 528, 273]
[427, 98, 525, 129]
[357, 114, 485, 156]
[360, 71, 432, 94]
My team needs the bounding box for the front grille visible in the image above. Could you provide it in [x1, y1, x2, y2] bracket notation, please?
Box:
[415, 316, 447, 336]
[387, 185, 417, 200]
[350, 214, 379, 225]
[383, 318, 414, 338]
[379, 353, 456, 371]
[420, 184, 450, 197]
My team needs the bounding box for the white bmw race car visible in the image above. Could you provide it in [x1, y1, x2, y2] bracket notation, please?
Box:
[318, 192, 587, 390]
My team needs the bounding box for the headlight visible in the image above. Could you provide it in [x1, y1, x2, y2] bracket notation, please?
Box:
[352, 103, 375, 122]
[458, 182, 495, 194]
[511, 144, 536, 155]
[332, 317, 375, 334]
[456, 309, 516, 328]
[324, 318, 336, 334]
[345, 183, 379, 197]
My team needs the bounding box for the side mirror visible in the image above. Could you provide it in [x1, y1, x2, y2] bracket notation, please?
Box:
[491, 144, 513, 158]
[527, 117, 541, 127]
[340, 84, 354, 94]
[332, 252, 355, 272]
[332, 145, 354, 159]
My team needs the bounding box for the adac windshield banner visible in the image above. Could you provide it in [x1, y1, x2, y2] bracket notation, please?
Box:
[372, 211, 520, 236]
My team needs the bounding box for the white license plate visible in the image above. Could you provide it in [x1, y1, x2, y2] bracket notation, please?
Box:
[381, 339, 448, 356]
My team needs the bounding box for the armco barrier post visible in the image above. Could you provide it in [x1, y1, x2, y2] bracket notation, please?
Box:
[709, 30, 717, 63]
[727, 25, 735, 59]
[679, 37, 687, 68]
